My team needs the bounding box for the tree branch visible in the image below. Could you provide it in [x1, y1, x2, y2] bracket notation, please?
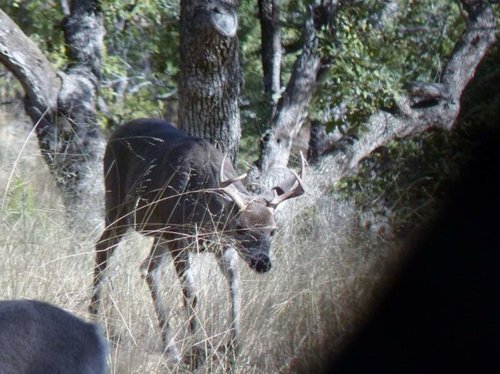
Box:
[62, 0, 104, 78]
[0, 10, 60, 111]
[0, 3, 106, 226]
[441, 0, 497, 126]
[252, 0, 337, 190]
[315, 0, 497, 187]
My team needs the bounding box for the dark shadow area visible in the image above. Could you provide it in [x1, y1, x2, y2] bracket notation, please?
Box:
[329, 124, 500, 373]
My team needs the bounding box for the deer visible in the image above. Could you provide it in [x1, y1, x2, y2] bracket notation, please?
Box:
[0, 299, 108, 374]
[89, 118, 304, 364]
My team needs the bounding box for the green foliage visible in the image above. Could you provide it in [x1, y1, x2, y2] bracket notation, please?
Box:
[102, 0, 179, 75]
[99, 0, 180, 129]
[0, 1, 65, 99]
[238, 0, 267, 134]
[336, 42, 500, 234]
[0, 0, 179, 125]
[314, 0, 462, 131]
[306, 0, 481, 234]
[3, 177, 38, 222]
[336, 132, 452, 234]
[0, 0, 66, 67]
[238, 0, 311, 139]
[237, 0, 465, 170]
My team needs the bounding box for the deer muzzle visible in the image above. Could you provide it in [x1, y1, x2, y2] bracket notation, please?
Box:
[249, 253, 272, 273]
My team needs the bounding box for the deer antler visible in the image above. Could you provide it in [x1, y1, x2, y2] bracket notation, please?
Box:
[267, 152, 306, 210]
[219, 153, 248, 210]
[219, 154, 247, 188]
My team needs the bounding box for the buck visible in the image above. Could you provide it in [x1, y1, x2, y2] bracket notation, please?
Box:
[89, 119, 304, 363]
[0, 299, 108, 374]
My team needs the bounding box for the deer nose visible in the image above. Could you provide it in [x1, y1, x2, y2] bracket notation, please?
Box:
[251, 253, 271, 273]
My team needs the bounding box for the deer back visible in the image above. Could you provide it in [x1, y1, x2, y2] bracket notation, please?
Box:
[104, 119, 240, 237]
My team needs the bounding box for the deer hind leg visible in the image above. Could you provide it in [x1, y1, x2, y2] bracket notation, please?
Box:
[216, 246, 241, 358]
[89, 222, 127, 316]
[140, 237, 180, 363]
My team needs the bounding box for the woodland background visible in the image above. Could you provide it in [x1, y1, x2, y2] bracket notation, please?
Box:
[0, 0, 498, 372]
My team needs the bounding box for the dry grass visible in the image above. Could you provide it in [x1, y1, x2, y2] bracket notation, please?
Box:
[0, 111, 405, 373]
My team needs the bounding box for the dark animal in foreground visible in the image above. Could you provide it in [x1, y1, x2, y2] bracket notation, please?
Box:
[0, 299, 108, 374]
[89, 119, 304, 363]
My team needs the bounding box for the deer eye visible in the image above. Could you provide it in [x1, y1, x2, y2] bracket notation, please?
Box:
[270, 229, 277, 237]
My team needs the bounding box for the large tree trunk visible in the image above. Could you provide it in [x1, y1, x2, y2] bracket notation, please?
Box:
[0, 1, 106, 227]
[178, 0, 241, 163]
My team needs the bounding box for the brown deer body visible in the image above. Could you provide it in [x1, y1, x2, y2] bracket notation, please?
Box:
[89, 119, 304, 363]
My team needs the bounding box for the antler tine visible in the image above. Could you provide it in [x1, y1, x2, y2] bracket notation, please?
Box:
[299, 150, 306, 179]
[268, 152, 306, 210]
[219, 153, 248, 210]
[219, 153, 247, 188]
[219, 153, 227, 187]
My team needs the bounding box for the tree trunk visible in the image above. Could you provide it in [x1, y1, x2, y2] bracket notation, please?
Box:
[258, 0, 282, 116]
[178, 0, 241, 163]
[0, 1, 106, 228]
[250, 1, 337, 191]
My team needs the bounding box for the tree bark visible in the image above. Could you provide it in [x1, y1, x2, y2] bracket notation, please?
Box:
[0, 1, 106, 227]
[0, 11, 60, 111]
[258, 0, 282, 116]
[314, 0, 497, 188]
[178, 0, 241, 163]
[250, 1, 337, 191]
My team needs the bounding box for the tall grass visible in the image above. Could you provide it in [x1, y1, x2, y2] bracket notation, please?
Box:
[0, 111, 404, 373]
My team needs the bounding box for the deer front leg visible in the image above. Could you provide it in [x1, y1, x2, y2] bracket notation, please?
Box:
[173, 248, 205, 368]
[140, 238, 180, 363]
[173, 249, 197, 334]
[89, 224, 127, 316]
[216, 246, 241, 356]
